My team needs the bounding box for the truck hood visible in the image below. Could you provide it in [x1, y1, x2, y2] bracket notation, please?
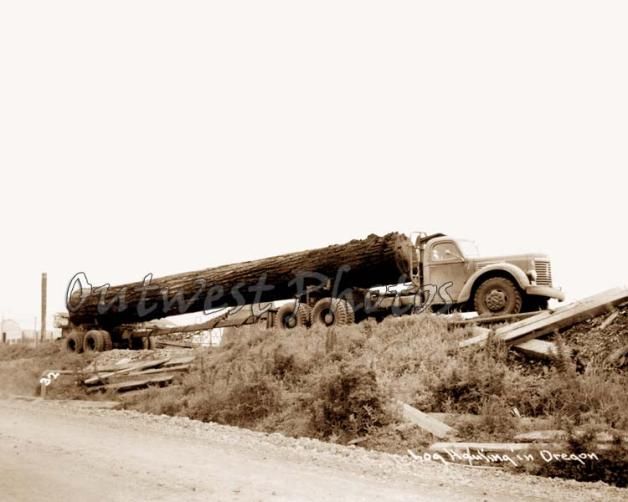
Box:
[470, 253, 549, 269]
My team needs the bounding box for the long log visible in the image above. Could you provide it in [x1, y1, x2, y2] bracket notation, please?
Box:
[68, 232, 413, 327]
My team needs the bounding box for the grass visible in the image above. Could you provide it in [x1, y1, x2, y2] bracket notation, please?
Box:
[3, 314, 627, 486]
[0, 341, 97, 399]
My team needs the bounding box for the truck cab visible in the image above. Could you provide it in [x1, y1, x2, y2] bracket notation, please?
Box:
[419, 235, 564, 315]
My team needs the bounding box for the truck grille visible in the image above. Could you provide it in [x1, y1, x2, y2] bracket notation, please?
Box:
[535, 261, 552, 286]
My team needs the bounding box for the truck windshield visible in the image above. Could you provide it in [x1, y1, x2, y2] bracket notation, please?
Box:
[456, 239, 480, 258]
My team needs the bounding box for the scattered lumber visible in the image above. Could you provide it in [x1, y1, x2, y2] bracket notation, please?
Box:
[459, 288, 628, 349]
[126, 364, 191, 377]
[81, 356, 193, 394]
[458, 324, 568, 360]
[68, 232, 414, 326]
[87, 375, 174, 393]
[449, 311, 543, 327]
[163, 356, 195, 367]
[84, 358, 171, 385]
[512, 339, 567, 360]
[598, 310, 620, 331]
[155, 340, 195, 349]
[513, 429, 628, 443]
[397, 401, 456, 439]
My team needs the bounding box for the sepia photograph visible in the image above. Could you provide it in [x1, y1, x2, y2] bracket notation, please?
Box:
[1, 2, 627, 501]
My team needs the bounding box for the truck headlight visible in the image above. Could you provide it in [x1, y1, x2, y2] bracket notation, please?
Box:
[527, 269, 537, 283]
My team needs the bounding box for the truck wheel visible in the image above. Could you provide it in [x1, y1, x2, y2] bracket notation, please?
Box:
[276, 302, 311, 329]
[63, 330, 85, 353]
[84, 330, 107, 352]
[473, 277, 522, 316]
[311, 298, 354, 327]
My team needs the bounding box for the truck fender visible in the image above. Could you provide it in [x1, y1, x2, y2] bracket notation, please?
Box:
[457, 264, 531, 303]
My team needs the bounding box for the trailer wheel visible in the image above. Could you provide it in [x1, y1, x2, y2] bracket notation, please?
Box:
[63, 330, 85, 353]
[276, 302, 311, 329]
[102, 331, 113, 351]
[142, 336, 157, 350]
[84, 330, 107, 352]
[311, 298, 354, 327]
[473, 277, 522, 316]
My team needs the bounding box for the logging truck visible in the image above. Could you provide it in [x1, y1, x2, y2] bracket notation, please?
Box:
[56, 232, 564, 352]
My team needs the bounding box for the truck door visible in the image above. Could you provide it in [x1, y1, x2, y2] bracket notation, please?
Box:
[424, 241, 468, 305]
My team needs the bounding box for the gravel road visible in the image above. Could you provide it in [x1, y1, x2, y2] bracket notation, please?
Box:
[0, 398, 625, 502]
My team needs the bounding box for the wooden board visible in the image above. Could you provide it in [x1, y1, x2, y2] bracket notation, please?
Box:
[87, 375, 174, 393]
[448, 311, 544, 327]
[84, 358, 171, 385]
[397, 401, 456, 439]
[127, 364, 191, 377]
[514, 430, 628, 443]
[163, 356, 196, 367]
[511, 339, 568, 360]
[459, 288, 628, 348]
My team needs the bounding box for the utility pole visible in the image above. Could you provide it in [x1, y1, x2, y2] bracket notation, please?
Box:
[41, 273, 47, 342]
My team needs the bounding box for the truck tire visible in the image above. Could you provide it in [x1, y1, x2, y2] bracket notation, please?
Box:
[276, 302, 311, 329]
[63, 330, 85, 353]
[84, 330, 107, 352]
[473, 277, 522, 316]
[311, 298, 354, 327]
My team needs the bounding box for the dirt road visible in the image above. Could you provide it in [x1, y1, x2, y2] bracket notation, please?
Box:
[0, 398, 625, 502]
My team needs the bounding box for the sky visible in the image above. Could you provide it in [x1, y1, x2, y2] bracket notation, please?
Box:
[1, 1, 626, 328]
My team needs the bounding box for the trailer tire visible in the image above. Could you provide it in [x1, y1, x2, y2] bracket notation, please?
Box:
[473, 277, 522, 316]
[142, 336, 157, 350]
[102, 331, 113, 351]
[84, 330, 107, 352]
[342, 300, 355, 324]
[311, 298, 354, 327]
[276, 302, 311, 329]
[63, 330, 85, 353]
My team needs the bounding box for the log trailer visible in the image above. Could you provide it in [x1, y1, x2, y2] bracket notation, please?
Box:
[56, 232, 564, 352]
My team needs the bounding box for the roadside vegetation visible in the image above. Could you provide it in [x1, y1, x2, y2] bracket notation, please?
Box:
[0, 341, 96, 399]
[3, 312, 627, 487]
[122, 314, 628, 486]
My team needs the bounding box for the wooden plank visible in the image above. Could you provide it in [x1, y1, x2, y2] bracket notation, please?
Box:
[512, 339, 568, 360]
[598, 310, 619, 331]
[514, 430, 628, 443]
[156, 340, 195, 349]
[163, 356, 196, 367]
[397, 401, 456, 439]
[460, 288, 628, 348]
[126, 364, 191, 377]
[84, 358, 171, 385]
[449, 311, 544, 327]
[87, 375, 174, 393]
